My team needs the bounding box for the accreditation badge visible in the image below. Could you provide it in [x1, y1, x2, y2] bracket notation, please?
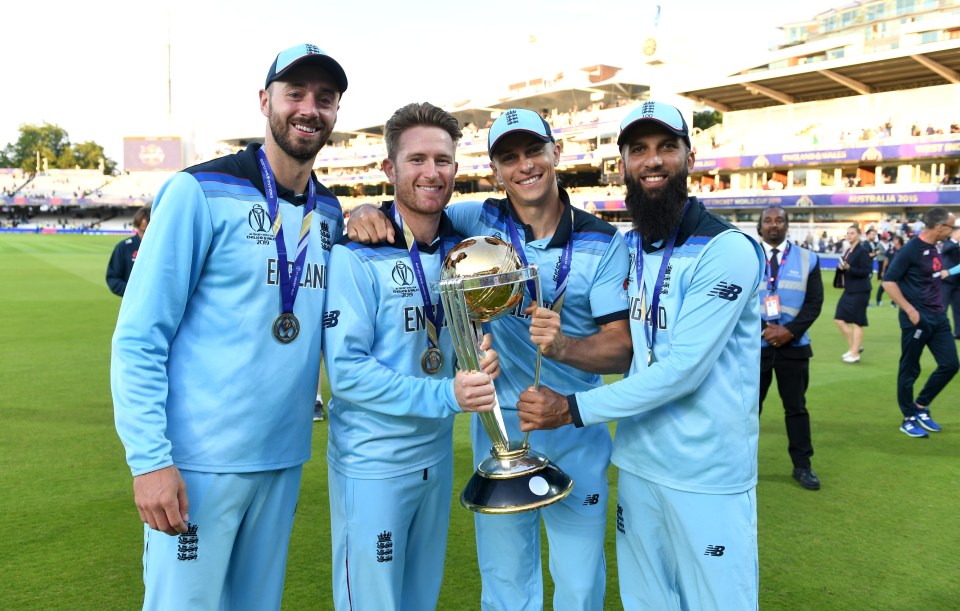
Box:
[764, 294, 781, 318]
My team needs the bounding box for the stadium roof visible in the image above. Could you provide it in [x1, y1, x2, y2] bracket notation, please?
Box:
[677, 38, 960, 112]
[216, 64, 652, 147]
[347, 64, 651, 138]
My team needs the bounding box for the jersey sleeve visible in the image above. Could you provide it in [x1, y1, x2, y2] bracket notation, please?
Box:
[443, 200, 486, 237]
[573, 231, 763, 425]
[111, 172, 214, 476]
[590, 229, 630, 324]
[323, 244, 460, 417]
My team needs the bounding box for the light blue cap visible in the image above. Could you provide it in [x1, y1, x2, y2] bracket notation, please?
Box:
[617, 101, 690, 148]
[487, 109, 554, 158]
[265, 44, 348, 93]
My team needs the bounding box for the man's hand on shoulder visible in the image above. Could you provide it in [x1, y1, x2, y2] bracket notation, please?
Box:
[346, 204, 394, 244]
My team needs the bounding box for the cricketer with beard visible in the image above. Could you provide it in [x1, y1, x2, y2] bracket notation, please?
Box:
[517, 101, 766, 610]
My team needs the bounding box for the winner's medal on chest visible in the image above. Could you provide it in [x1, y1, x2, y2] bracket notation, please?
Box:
[257, 149, 316, 344]
[273, 312, 301, 344]
[635, 202, 688, 367]
[395, 207, 447, 375]
[420, 346, 444, 375]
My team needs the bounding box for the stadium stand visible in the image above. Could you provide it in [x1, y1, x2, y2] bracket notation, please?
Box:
[3, 0, 959, 245]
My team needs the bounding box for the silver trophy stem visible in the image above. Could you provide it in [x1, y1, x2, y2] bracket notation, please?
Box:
[435, 243, 573, 514]
[439, 277, 510, 453]
[521, 270, 545, 449]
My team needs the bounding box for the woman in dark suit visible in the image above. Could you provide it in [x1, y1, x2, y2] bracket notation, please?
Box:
[834, 225, 873, 363]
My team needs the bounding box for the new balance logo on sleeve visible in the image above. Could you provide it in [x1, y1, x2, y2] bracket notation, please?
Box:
[707, 282, 743, 301]
[582, 493, 600, 506]
[323, 311, 340, 328]
[704, 545, 726, 557]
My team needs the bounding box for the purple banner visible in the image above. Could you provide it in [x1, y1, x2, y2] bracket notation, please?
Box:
[699, 190, 960, 208]
[580, 190, 960, 211]
[123, 137, 183, 171]
[695, 137, 960, 171]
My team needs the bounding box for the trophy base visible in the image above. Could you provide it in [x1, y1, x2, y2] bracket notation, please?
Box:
[460, 447, 574, 514]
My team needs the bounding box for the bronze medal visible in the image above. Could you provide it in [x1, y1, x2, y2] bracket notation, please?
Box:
[421, 347, 443, 374]
[273, 312, 300, 344]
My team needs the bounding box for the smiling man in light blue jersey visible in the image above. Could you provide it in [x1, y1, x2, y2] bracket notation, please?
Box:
[324, 102, 499, 610]
[111, 44, 348, 610]
[518, 101, 765, 610]
[347, 108, 632, 611]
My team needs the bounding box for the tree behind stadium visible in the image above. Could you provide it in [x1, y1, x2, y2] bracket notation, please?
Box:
[0, 122, 116, 175]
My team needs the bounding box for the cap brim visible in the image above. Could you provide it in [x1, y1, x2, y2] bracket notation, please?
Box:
[617, 118, 689, 147]
[270, 54, 348, 93]
[489, 129, 552, 158]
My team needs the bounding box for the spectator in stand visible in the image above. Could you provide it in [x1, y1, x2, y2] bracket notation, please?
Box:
[106, 206, 150, 297]
[834, 225, 873, 363]
[938, 226, 960, 338]
[882, 207, 959, 437]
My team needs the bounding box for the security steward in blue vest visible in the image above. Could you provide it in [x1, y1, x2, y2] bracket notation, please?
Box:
[758, 206, 824, 490]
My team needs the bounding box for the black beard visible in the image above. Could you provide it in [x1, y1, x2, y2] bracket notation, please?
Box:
[624, 165, 689, 243]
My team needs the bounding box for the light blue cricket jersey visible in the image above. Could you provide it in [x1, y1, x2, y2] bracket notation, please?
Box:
[112, 143, 343, 476]
[570, 198, 765, 494]
[445, 190, 630, 411]
[324, 203, 466, 479]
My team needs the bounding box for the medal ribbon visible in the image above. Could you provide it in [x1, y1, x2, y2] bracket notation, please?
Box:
[765, 242, 790, 292]
[256, 148, 316, 317]
[504, 207, 574, 312]
[635, 201, 689, 365]
[393, 206, 445, 351]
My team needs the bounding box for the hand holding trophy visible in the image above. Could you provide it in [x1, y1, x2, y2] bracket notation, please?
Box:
[437, 236, 573, 513]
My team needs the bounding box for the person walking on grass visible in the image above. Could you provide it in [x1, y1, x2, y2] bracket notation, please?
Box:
[882, 207, 959, 438]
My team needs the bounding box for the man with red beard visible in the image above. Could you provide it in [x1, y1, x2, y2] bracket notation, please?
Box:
[112, 44, 347, 610]
[517, 101, 766, 610]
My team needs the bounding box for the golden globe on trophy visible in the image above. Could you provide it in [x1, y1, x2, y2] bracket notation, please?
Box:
[437, 236, 573, 514]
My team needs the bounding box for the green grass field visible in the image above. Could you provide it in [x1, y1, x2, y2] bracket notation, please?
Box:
[1, 233, 959, 610]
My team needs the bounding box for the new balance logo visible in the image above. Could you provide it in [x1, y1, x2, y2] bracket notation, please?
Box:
[616, 504, 625, 534]
[582, 494, 600, 506]
[707, 282, 742, 301]
[322, 311, 340, 329]
[704, 545, 726, 557]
